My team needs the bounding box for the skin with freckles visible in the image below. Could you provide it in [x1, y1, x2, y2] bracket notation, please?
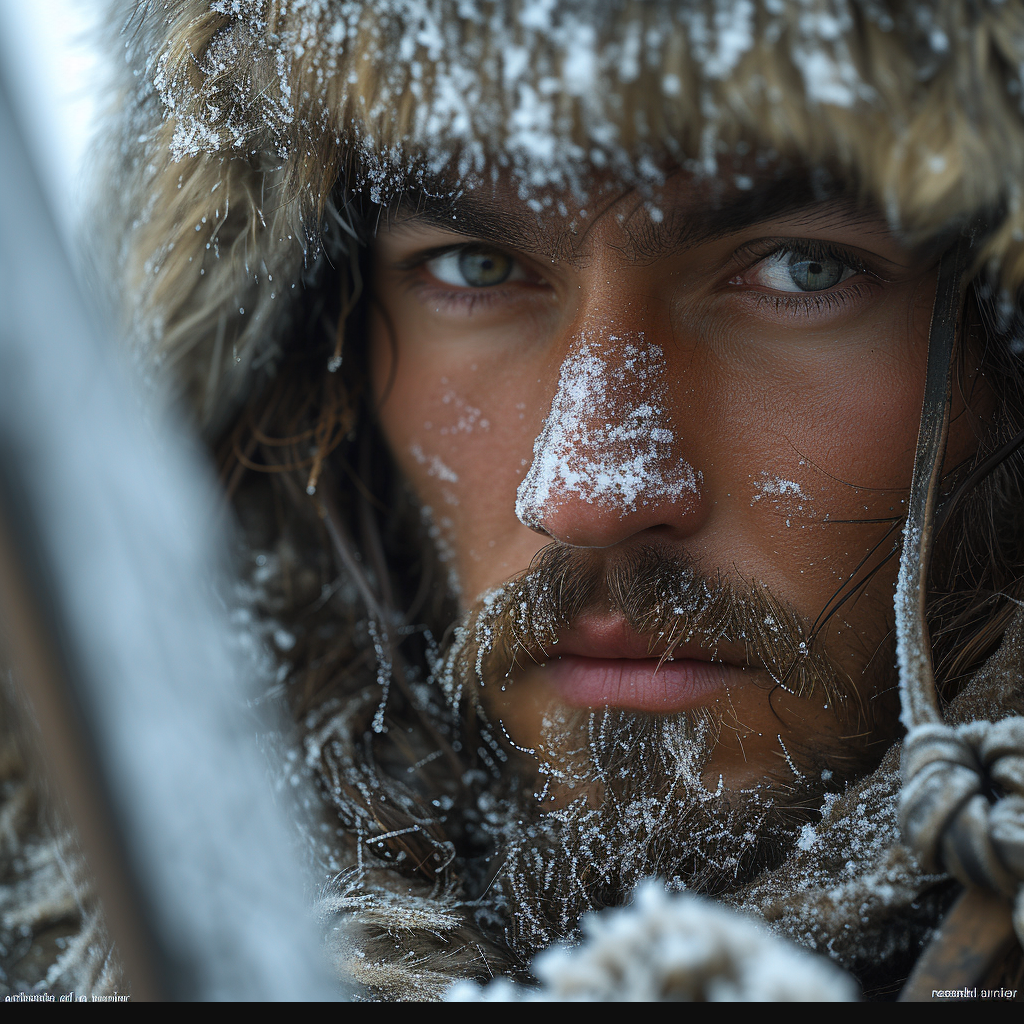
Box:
[368, 170, 992, 791]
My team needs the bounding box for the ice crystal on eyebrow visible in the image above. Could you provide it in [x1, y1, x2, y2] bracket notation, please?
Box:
[516, 334, 701, 531]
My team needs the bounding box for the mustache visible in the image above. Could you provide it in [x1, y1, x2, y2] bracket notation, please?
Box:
[440, 542, 843, 705]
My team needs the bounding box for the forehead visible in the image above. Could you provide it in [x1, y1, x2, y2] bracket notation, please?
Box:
[383, 164, 885, 262]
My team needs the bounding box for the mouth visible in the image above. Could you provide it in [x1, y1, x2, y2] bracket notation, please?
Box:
[514, 615, 758, 714]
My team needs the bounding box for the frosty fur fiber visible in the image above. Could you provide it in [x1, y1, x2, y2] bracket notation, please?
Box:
[103, 0, 1024, 430]
[448, 879, 859, 1001]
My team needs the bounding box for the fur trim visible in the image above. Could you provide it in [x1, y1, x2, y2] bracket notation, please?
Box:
[102, 0, 1024, 426]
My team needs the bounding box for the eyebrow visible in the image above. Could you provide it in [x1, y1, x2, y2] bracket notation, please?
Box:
[386, 170, 871, 264]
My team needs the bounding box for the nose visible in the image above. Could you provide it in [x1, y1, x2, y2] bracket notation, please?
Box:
[515, 330, 706, 547]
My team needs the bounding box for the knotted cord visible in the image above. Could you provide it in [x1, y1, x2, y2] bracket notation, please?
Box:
[895, 238, 1024, 947]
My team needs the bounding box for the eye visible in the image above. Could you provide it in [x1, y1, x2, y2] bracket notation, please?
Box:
[750, 249, 858, 293]
[425, 247, 524, 288]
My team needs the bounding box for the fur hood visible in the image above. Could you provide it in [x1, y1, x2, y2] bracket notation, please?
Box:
[105, 0, 1024, 428]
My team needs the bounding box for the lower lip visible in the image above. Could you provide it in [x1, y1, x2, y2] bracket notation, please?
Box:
[541, 655, 736, 713]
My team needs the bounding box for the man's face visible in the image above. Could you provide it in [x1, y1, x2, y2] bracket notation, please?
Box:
[368, 169, 986, 794]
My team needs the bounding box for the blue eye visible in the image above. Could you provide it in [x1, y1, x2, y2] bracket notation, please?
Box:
[753, 250, 856, 292]
[426, 248, 520, 287]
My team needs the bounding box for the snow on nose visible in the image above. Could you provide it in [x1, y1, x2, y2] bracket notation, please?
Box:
[515, 332, 701, 534]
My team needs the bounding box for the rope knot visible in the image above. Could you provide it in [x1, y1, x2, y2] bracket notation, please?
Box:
[900, 717, 1024, 907]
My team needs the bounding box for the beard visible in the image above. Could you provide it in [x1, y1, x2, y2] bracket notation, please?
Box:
[476, 706, 809, 961]
[427, 542, 896, 963]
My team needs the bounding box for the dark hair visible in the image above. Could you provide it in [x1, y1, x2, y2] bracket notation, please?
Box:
[927, 282, 1024, 695]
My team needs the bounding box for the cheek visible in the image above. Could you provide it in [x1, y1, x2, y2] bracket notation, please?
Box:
[722, 298, 930, 505]
[369, 312, 542, 576]
[796, 350, 925, 491]
[371, 320, 477, 504]
[691, 292, 932, 617]
[813, 285, 934, 490]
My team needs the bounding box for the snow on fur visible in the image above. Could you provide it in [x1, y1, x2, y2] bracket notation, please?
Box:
[102, 0, 1024, 430]
[448, 879, 858, 1001]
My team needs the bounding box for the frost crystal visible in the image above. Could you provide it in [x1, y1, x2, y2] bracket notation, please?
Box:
[752, 474, 805, 501]
[516, 334, 701, 531]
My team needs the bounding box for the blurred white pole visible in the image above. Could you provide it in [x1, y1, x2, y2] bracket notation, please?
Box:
[0, 11, 342, 1001]
[0, 0, 101, 246]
